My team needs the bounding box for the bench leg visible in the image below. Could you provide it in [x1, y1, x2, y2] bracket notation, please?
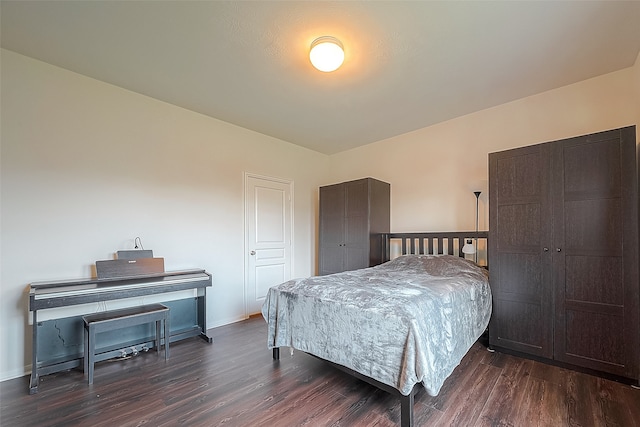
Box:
[164, 316, 170, 360]
[87, 325, 96, 385]
[156, 319, 162, 355]
[83, 325, 89, 379]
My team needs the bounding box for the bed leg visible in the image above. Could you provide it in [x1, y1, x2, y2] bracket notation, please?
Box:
[400, 391, 414, 427]
[272, 347, 280, 360]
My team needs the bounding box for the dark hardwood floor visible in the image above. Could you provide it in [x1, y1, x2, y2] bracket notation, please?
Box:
[2, 315, 639, 426]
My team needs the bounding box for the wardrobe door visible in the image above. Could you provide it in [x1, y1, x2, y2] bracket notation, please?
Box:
[367, 178, 391, 267]
[319, 183, 346, 275]
[344, 179, 369, 272]
[489, 143, 554, 358]
[553, 127, 639, 379]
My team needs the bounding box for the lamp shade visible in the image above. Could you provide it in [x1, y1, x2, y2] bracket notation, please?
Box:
[462, 240, 476, 254]
[309, 36, 344, 72]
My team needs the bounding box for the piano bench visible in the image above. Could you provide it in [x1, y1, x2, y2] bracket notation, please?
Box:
[82, 303, 170, 385]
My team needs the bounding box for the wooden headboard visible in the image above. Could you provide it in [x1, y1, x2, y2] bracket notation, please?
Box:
[381, 231, 489, 266]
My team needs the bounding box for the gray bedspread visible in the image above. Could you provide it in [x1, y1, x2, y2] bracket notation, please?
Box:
[261, 255, 491, 396]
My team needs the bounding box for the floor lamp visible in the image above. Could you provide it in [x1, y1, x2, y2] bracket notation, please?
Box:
[473, 191, 481, 263]
[462, 191, 481, 263]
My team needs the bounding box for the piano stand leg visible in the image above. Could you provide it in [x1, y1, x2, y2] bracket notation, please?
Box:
[199, 332, 213, 343]
[29, 373, 39, 395]
[30, 311, 39, 394]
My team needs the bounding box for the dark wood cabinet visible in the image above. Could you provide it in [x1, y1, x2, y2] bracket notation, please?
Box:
[319, 178, 390, 275]
[489, 142, 554, 358]
[489, 126, 639, 382]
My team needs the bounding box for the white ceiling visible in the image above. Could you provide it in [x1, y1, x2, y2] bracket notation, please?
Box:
[2, 1, 640, 155]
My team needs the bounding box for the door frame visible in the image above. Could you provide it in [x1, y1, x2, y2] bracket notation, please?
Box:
[243, 172, 294, 318]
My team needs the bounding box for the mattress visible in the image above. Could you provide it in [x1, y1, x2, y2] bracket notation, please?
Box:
[261, 254, 492, 396]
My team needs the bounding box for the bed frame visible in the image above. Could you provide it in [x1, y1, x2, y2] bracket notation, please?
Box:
[271, 231, 489, 427]
[382, 231, 489, 266]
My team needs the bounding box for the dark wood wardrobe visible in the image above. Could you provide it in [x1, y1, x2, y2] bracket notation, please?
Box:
[488, 126, 639, 383]
[318, 177, 390, 275]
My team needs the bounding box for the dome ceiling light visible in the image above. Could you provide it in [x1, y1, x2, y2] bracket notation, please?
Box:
[309, 36, 344, 72]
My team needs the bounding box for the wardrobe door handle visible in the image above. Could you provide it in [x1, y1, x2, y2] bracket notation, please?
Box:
[543, 247, 549, 252]
[556, 248, 562, 252]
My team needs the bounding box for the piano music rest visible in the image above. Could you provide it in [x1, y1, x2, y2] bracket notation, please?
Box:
[83, 304, 169, 385]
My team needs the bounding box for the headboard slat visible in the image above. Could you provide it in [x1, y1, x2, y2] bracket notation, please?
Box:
[381, 231, 489, 267]
[457, 237, 465, 257]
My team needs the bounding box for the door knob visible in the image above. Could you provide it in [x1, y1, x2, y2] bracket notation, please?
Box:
[250, 250, 256, 255]
[556, 248, 562, 252]
[543, 247, 549, 252]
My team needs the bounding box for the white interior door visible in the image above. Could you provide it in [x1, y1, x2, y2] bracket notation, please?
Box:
[245, 174, 292, 315]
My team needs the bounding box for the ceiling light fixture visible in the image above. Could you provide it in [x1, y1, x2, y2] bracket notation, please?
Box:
[309, 36, 344, 72]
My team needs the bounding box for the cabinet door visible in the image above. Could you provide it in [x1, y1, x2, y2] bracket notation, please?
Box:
[553, 128, 639, 379]
[489, 144, 553, 358]
[319, 183, 345, 275]
[344, 179, 369, 271]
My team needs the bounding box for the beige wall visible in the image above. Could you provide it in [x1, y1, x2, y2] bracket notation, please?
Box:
[1, 47, 638, 382]
[635, 51, 640, 139]
[635, 52, 640, 257]
[329, 66, 638, 235]
[0, 49, 329, 380]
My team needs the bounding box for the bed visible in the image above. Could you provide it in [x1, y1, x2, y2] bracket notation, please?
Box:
[261, 232, 490, 427]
